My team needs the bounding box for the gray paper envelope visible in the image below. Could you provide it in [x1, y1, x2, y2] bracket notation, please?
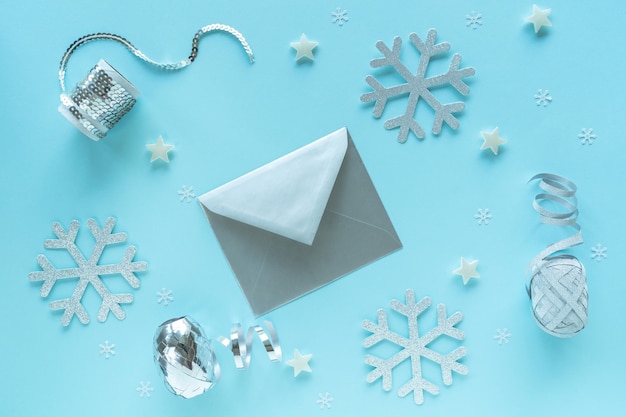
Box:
[198, 127, 402, 316]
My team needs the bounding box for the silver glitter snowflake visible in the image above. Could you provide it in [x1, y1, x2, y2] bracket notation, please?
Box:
[331, 8, 349, 26]
[316, 392, 334, 409]
[493, 328, 511, 345]
[178, 185, 196, 203]
[578, 128, 597, 145]
[361, 29, 475, 143]
[99, 340, 116, 358]
[534, 89, 552, 106]
[28, 217, 147, 326]
[591, 243, 608, 261]
[466, 11, 483, 29]
[156, 288, 174, 305]
[474, 208, 492, 225]
[136, 381, 154, 397]
[362, 289, 468, 405]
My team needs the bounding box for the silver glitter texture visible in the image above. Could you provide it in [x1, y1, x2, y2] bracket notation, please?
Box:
[362, 289, 467, 405]
[28, 217, 147, 326]
[528, 174, 588, 338]
[360, 29, 475, 143]
[58, 24, 254, 140]
[154, 316, 218, 399]
[59, 60, 138, 141]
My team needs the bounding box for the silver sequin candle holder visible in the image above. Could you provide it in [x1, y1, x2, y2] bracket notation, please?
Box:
[58, 59, 139, 141]
[154, 316, 219, 399]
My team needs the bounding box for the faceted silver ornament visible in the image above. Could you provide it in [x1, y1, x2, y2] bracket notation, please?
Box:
[529, 255, 588, 338]
[153, 316, 218, 398]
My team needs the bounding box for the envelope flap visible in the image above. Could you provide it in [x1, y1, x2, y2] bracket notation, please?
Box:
[199, 128, 349, 245]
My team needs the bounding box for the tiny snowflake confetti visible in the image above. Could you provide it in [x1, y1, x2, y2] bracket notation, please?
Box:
[99, 340, 116, 358]
[331, 8, 348, 26]
[178, 185, 196, 203]
[136, 381, 154, 397]
[591, 244, 608, 261]
[156, 288, 174, 306]
[578, 128, 597, 145]
[534, 89, 552, 106]
[466, 11, 483, 29]
[316, 392, 334, 409]
[362, 289, 467, 405]
[28, 218, 148, 326]
[474, 208, 492, 225]
[361, 29, 475, 143]
[493, 328, 511, 345]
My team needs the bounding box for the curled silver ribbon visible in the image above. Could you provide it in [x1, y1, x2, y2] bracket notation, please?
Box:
[58, 24, 254, 140]
[217, 321, 282, 369]
[154, 316, 220, 399]
[528, 173, 588, 338]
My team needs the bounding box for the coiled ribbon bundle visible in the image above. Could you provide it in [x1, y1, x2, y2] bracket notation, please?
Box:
[528, 174, 588, 338]
[58, 25, 254, 140]
[154, 317, 281, 398]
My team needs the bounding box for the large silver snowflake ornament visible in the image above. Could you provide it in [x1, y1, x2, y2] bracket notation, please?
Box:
[28, 217, 147, 326]
[361, 29, 475, 143]
[362, 289, 468, 405]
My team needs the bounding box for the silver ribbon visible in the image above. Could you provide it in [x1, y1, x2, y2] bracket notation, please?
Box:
[58, 24, 254, 140]
[153, 316, 220, 399]
[528, 174, 588, 338]
[217, 321, 282, 369]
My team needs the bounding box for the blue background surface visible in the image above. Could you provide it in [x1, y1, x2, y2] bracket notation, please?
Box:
[1, 0, 625, 415]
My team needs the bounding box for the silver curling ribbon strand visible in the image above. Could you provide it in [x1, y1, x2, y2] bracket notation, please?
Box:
[217, 321, 282, 369]
[527, 173, 588, 338]
[57, 24, 254, 141]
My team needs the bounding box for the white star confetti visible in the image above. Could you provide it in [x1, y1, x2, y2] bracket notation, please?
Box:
[316, 392, 334, 409]
[480, 127, 507, 155]
[578, 128, 597, 145]
[466, 11, 483, 29]
[156, 288, 174, 306]
[99, 340, 116, 359]
[136, 381, 154, 397]
[286, 349, 312, 376]
[146, 135, 174, 163]
[534, 89, 552, 106]
[525, 4, 552, 33]
[331, 8, 349, 26]
[290, 34, 319, 61]
[493, 328, 511, 345]
[453, 258, 480, 285]
[474, 208, 492, 225]
[591, 244, 608, 261]
[178, 185, 196, 203]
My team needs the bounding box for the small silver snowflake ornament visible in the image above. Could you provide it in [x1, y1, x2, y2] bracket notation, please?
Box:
[28, 217, 147, 326]
[474, 208, 492, 225]
[578, 128, 597, 145]
[361, 29, 475, 143]
[466, 11, 483, 29]
[316, 392, 334, 409]
[534, 89, 552, 106]
[493, 328, 511, 345]
[362, 289, 468, 405]
[591, 244, 607, 261]
[99, 340, 116, 358]
[331, 8, 348, 26]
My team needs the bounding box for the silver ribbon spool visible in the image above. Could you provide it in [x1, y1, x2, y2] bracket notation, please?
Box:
[58, 25, 254, 141]
[153, 316, 219, 399]
[528, 174, 588, 338]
